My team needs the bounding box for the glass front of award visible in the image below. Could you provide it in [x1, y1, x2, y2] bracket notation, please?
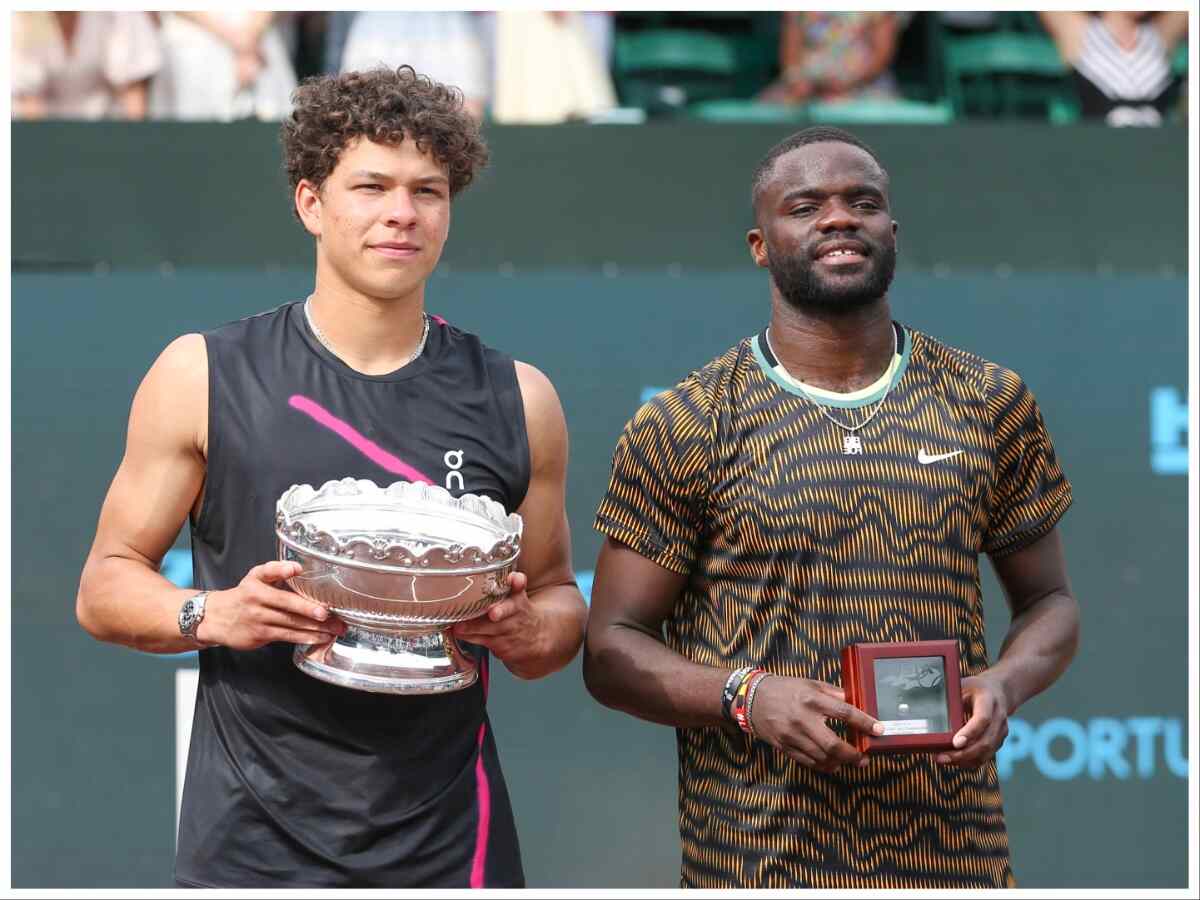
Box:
[872, 655, 950, 735]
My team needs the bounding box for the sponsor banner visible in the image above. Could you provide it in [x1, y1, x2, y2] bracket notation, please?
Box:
[998, 716, 1188, 781]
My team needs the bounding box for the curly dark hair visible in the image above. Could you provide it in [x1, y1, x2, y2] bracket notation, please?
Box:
[281, 66, 489, 219]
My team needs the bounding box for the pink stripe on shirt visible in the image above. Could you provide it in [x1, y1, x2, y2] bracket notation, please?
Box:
[470, 655, 492, 888]
[287, 395, 433, 484]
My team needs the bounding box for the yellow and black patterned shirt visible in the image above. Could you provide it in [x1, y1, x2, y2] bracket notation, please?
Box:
[594, 323, 1071, 889]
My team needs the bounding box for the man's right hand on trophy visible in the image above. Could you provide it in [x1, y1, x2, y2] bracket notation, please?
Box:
[194, 560, 347, 651]
[451, 570, 548, 678]
[749, 676, 885, 773]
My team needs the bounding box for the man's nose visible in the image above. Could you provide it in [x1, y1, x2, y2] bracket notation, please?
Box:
[384, 191, 419, 229]
[816, 200, 860, 232]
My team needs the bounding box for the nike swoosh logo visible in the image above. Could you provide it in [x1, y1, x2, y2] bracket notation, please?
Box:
[289, 394, 435, 483]
[918, 448, 964, 465]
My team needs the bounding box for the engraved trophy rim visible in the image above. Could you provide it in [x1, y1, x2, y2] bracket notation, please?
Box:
[275, 477, 522, 575]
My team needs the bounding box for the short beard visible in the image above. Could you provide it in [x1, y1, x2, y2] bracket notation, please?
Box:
[768, 243, 896, 315]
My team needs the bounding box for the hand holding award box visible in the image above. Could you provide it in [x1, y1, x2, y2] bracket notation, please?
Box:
[842, 640, 965, 754]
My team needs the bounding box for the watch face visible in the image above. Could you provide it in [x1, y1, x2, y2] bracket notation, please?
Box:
[180, 598, 201, 636]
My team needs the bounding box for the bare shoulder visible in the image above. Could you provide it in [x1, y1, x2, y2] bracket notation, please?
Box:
[514, 360, 567, 472]
[92, 332, 210, 559]
[132, 333, 209, 456]
[514, 359, 560, 405]
[514, 360, 566, 434]
[143, 333, 207, 404]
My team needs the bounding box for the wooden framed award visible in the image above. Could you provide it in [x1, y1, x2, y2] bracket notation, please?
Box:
[841, 640, 964, 754]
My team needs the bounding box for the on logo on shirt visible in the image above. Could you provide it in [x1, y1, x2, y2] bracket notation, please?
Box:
[444, 449, 466, 491]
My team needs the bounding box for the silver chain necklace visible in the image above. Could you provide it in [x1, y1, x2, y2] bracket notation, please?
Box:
[765, 324, 899, 456]
[304, 297, 430, 370]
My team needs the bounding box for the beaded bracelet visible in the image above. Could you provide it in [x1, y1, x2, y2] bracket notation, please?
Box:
[731, 668, 767, 733]
[743, 671, 773, 737]
[721, 665, 756, 723]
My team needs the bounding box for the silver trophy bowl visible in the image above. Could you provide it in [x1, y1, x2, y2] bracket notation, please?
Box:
[275, 478, 522, 694]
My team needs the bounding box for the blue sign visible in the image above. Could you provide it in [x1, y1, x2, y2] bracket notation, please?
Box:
[1149, 386, 1187, 475]
[160, 547, 194, 589]
[997, 716, 1188, 780]
[640, 386, 669, 406]
[576, 569, 594, 605]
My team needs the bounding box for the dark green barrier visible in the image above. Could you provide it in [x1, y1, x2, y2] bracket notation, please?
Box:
[11, 122, 1188, 273]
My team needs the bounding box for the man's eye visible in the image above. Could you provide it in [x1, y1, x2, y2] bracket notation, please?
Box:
[790, 206, 815, 216]
[357, 184, 383, 192]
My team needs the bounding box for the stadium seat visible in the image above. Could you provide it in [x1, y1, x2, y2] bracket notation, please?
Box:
[687, 97, 953, 125]
[807, 98, 954, 125]
[613, 29, 741, 114]
[686, 99, 808, 123]
[941, 31, 1073, 119]
[1046, 95, 1081, 125]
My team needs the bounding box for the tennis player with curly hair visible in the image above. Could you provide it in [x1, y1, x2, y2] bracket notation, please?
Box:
[76, 66, 586, 888]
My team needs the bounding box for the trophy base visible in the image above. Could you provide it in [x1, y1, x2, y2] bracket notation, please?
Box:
[294, 624, 478, 695]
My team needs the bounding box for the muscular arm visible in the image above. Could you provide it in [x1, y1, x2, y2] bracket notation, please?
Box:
[985, 527, 1080, 714]
[76, 335, 342, 654]
[76, 334, 212, 652]
[939, 527, 1080, 766]
[452, 362, 587, 679]
[584, 538, 883, 771]
[583, 539, 729, 728]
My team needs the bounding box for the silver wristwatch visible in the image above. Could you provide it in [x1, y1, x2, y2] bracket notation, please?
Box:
[178, 591, 209, 641]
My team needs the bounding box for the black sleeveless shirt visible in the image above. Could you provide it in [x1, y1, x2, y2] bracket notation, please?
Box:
[175, 301, 529, 888]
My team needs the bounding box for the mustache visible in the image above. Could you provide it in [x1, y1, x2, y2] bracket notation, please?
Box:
[812, 235, 875, 258]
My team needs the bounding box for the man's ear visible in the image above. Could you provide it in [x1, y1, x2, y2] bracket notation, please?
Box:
[295, 179, 322, 238]
[747, 228, 769, 269]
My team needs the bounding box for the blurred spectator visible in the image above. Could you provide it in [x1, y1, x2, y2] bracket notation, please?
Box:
[1039, 11, 1188, 126]
[759, 12, 901, 105]
[290, 11, 328, 81]
[577, 11, 615, 69]
[11, 11, 161, 119]
[490, 11, 617, 124]
[323, 11, 355, 76]
[338, 12, 489, 121]
[149, 12, 297, 121]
